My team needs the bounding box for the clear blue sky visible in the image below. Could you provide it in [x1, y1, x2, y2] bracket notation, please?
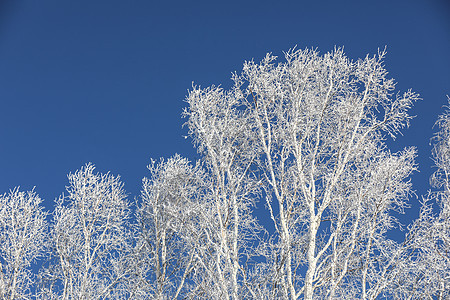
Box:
[0, 0, 449, 226]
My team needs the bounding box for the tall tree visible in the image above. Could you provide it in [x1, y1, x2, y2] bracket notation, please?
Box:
[131, 155, 207, 299]
[185, 79, 263, 299]
[396, 98, 450, 299]
[39, 164, 132, 299]
[0, 189, 48, 300]
[186, 47, 419, 299]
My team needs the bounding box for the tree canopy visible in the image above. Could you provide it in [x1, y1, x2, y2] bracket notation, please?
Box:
[0, 48, 448, 299]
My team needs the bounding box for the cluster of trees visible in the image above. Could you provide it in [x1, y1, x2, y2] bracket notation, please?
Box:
[0, 48, 448, 299]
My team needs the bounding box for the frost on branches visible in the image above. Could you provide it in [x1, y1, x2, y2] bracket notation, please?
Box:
[0, 47, 448, 299]
[184, 48, 419, 299]
[38, 164, 133, 299]
[0, 189, 47, 299]
[394, 97, 450, 300]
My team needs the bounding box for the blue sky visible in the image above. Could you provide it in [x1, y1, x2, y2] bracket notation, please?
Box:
[0, 0, 449, 226]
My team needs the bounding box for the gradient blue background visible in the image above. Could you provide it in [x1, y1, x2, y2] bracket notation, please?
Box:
[0, 0, 449, 228]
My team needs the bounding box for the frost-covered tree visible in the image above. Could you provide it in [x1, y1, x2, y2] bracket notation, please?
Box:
[0, 189, 48, 299]
[395, 98, 450, 299]
[2, 46, 446, 300]
[130, 155, 207, 299]
[185, 80, 263, 299]
[185, 47, 419, 299]
[39, 164, 132, 299]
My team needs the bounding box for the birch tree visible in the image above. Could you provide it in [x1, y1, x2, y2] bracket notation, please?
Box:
[39, 164, 132, 299]
[131, 155, 207, 299]
[185, 47, 419, 299]
[395, 98, 450, 299]
[0, 188, 48, 300]
[0, 46, 436, 299]
[185, 78, 262, 299]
